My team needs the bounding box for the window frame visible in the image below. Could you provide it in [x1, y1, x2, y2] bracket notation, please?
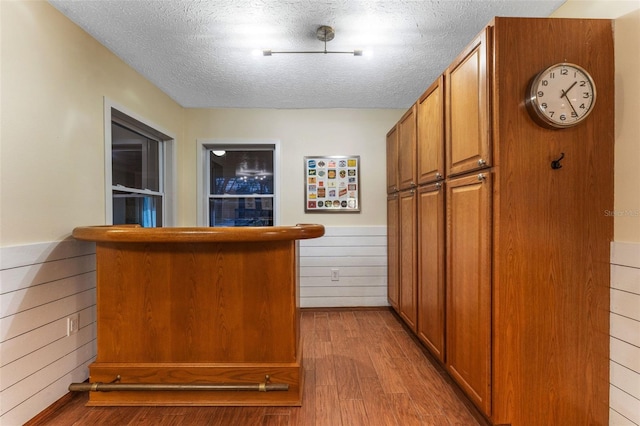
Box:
[104, 98, 177, 226]
[197, 139, 281, 227]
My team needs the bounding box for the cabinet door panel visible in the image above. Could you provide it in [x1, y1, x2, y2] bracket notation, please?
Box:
[398, 105, 417, 190]
[446, 28, 491, 177]
[386, 126, 399, 193]
[387, 193, 399, 311]
[446, 173, 492, 416]
[399, 190, 417, 330]
[417, 183, 445, 362]
[417, 76, 445, 185]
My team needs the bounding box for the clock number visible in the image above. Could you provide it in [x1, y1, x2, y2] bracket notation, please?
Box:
[560, 68, 568, 76]
[571, 111, 578, 118]
[559, 114, 567, 121]
[537, 90, 544, 97]
[579, 80, 587, 87]
[583, 92, 590, 99]
[541, 80, 549, 86]
[541, 103, 548, 109]
[549, 72, 555, 79]
[548, 111, 555, 117]
[579, 103, 586, 109]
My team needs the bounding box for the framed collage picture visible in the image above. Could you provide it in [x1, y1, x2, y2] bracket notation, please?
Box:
[304, 155, 360, 213]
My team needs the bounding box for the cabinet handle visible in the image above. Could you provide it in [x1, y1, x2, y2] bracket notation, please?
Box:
[478, 173, 486, 181]
[410, 181, 417, 188]
[478, 159, 487, 167]
[435, 172, 443, 180]
[435, 182, 442, 189]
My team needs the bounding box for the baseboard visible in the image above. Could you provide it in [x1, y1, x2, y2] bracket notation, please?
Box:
[300, 306, 391, 312]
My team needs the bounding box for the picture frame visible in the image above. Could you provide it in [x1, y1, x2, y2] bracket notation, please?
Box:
[304, 155, 360, 213]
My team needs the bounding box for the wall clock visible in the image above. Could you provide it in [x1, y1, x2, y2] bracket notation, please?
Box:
[525, 62, 596, 129]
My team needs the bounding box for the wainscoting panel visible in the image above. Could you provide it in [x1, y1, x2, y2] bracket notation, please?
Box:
[0, 240, 97, 425]
[610, 242, 640, 426]
[299, 226, 388, 308]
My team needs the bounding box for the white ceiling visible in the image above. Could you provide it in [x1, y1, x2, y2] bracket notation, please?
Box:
[48, 0, 566, 109]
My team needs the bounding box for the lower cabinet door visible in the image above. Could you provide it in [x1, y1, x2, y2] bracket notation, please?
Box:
[399, 189, 417, 331]
[445, 172, 492, 416]
[387, 193, 400, 310]
[417, 182, 446, 362]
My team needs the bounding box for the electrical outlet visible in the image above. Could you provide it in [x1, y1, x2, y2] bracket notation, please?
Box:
[67, 314, 79, 336]
[331, 269, 340, 281]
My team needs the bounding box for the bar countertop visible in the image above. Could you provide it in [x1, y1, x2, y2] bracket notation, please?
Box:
[72, 223, 325, 243]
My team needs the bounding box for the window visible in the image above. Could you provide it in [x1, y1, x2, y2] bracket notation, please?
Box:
[198, 141, 279, 227]
[208, 148, 274, 226]
[105, 101, 176, 227]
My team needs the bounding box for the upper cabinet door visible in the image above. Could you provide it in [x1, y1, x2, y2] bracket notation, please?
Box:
[446, 27, 491, 177]
[398, 105, 417, 191]
[386, 125, 399, 193]
[417, 76, 445, 185]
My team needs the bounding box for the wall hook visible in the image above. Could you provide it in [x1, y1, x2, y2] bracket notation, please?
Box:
[551, 153, 565, 170]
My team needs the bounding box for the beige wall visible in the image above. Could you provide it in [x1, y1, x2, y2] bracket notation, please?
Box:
[0, 1, 403, 247]
[4, 0, 635, 244]
[182, 108, 403, 227]
[553, 0, 640, 242]
[0, 1, 184, 246]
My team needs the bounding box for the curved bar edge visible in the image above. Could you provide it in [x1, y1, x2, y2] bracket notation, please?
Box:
[72, 224, 325, 243]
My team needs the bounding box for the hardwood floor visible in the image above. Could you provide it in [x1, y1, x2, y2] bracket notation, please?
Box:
[28, 309, 486, 426]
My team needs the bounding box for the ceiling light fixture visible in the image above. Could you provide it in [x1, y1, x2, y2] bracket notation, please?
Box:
[263, 25, 362, 57]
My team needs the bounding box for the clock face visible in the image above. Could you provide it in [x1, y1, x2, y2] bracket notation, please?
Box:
[526, 63, 597, 129]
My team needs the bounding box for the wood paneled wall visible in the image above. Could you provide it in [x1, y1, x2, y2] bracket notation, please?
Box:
[610, 242, 640, 425]
[299, 226, 388, 307]
[0, 240, 96, 425]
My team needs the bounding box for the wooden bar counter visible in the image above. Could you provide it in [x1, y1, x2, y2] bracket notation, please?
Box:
[72, 224, 324, 406]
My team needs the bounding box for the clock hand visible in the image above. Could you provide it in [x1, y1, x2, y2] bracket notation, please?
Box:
[561, 89, 579, 118]
[560, 81, 578, 98]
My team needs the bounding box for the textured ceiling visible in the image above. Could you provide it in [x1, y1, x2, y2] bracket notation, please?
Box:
[48, 0, 566, 109]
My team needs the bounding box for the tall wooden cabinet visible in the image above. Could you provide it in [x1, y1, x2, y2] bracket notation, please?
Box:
[386, 125, 400, 311]
[415, 77, 446, 362]
[444, 25, 493, 416]
[387, 17, 614, 426]
[393, 105, 419, 330]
